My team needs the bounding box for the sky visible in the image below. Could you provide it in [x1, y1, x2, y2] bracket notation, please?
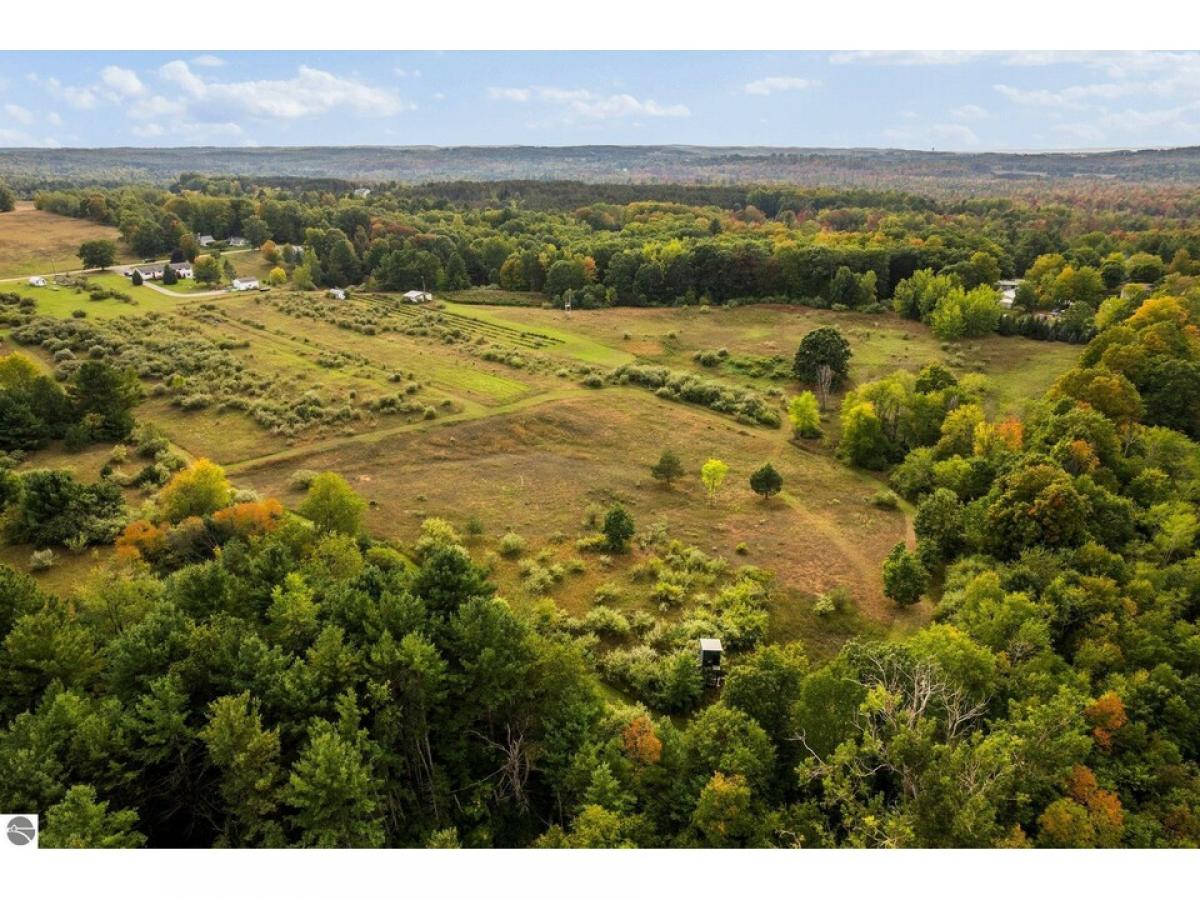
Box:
[2, 50, 1199, 151]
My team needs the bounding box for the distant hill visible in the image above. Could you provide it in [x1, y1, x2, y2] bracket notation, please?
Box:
[4, 144, 1200, 190]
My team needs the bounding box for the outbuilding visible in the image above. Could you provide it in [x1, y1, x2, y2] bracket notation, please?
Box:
[327, 288, 346, 300]
[403, 289, 432, 304]
[699, 638, 724, 686]
[231, 277, 260, 291]
[27, 275, 47, 287]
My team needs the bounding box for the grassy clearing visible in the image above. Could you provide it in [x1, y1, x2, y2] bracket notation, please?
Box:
[4, 272, 192, 319]
[234, 389, 915, 640]
[8, 288, 1077, 650]
[0, 203, 134, 279]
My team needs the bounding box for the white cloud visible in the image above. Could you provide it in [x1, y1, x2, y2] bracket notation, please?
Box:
[0, 127, 60, 148]
[487, 86, 531, 102]
[128, 94, 177, 120]
[487, 85, 688, 119]
[42, 77, 99, 110]
[393, 68, 422, 78]
[158, 61, 408, 119]
[830, 50, 988, 66]
[743, 76, 816, 96]
[951, 103, 989, 121]
[190, 55, 225, 68]
[4, 103, 33, 125]
[100, 65, 146, 97]
[931, 123, 980, 146]
[131, 120, 245, 143]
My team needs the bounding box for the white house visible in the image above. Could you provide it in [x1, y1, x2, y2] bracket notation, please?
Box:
[227, 236, 249, 247]
[27, 275, 47, 287]
[196, 234, 216, 247]
[352, 187, 372, 199]
[996, 279, 1022, 309]
[170, 263, 193, 279]
[232, 278, 260, 291]
[327, 288, 346, 300]
[403, 290, 432, 304]
[131, 264, 164, 280]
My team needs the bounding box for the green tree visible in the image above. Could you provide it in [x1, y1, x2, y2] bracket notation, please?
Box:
[158, 458, 232, 522]
[793, 326, 851, 386]
[881, 542, 928, 606]
[0, 178, 15, 212]
[298, 472, 366, 536]
[200, 692, 285, 846]
[285, 722, 385, 848]
[602, 503, 635, 552]
[193, 253, 222, 285]
[68, 360, 141, 442]
[77, 239, 117, 269]
[787, 391, 822, 438]
[650, 449, 685, 487]
[700, 458, 729, 503]
[40, 785, 147, 849]
[748, 462, 783, 500]
[412, 544, 494, 616]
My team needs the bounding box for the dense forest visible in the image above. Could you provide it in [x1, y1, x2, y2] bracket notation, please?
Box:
[3, 173, 1200, 848]
[7, 144, 1200, 191]
[21, 172, 1200, 345]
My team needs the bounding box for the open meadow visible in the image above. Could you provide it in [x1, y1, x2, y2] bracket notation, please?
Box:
[0, 202, 136, 279]
[5, 281, 1079, 654]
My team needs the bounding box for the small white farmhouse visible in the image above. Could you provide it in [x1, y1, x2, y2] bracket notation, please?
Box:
[328, 288, 347, 300]
[196, 234, 216, 247]
[27, 275, 47, 287]
[352, 187, 372, 199]
[227, 236, 249, 247]
[170, 263, 193, 279]
[403, 290, 432, 304]
[997, 279, 1022, 309]
[232, 278, 260, 291]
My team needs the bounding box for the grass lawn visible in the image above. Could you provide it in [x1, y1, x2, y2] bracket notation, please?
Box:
[0, 202, 135, 279]
[4, 272, 193, 319]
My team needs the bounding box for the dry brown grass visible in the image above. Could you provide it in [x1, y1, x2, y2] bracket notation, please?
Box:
[0, 202, 133, 279]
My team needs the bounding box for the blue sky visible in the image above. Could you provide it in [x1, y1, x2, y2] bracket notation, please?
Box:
[1, 50, 1198, 151]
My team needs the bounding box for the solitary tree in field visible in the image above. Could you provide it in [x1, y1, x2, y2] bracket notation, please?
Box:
[700, 458, 729, 503]
[267, 266, 288, 287]
[602, 503, 635, 552]
[131, 269, 144, 286]
[299, 472, 367, 536]
[787, 392, 822, 438]
[793, 326, 851, 389]
[882, 542, 928, 606]
[650, 449, 684, 488]
[78, 239, 117, 270]
[749, 463, 783, 501]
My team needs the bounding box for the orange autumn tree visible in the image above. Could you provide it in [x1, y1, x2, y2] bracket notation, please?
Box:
[1037, 764, 1125, 848]
[211, 498, 285, 540]
[1084, 691, 1128, 751]
[115, 519, 169, 562]
[621, 715, 663, 767]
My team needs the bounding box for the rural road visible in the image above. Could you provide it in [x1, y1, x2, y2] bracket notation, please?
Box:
[0, 248, 253, 284]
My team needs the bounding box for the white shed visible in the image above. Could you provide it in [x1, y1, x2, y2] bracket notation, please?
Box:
[231, 278, 260, 291]
[403, 290, 432, 304]
[27, 275, 47, 287]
